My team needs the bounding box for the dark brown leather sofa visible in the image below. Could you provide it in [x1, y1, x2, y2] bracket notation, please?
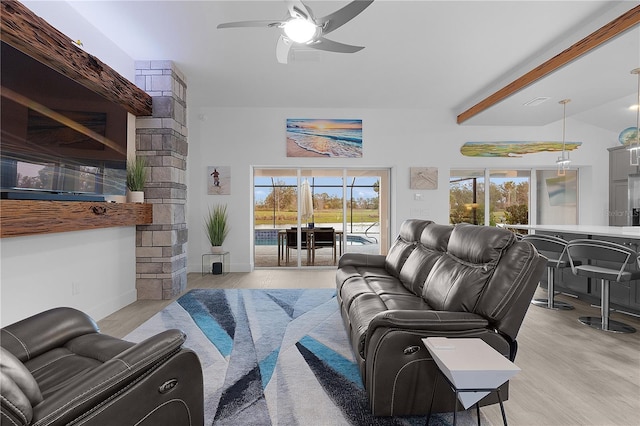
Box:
[336, 219, 546, 416]
[1, 307, 203, 426]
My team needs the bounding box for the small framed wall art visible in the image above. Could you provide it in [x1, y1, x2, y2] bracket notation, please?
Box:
[410, 167, 438, 190]
[207, 166, 230, 195]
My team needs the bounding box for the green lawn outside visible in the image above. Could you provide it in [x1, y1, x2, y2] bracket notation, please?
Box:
[254, 208, 378, 226]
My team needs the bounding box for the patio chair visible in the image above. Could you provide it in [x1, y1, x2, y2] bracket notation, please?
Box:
[313, 227, 337, 264]
[286, 228, 311, 264]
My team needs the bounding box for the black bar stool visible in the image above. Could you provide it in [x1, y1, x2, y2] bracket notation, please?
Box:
[566, 239, 639, 333]
[522, 234, 575, 310]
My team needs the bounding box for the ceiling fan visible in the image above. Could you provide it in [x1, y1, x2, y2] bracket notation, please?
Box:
[217, 0, 374, 64]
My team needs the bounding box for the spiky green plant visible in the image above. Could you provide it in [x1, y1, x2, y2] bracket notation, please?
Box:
[204, 204, 230, 246]
[126, 156, 148, 191]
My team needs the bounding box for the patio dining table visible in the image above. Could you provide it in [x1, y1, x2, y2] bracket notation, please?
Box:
[277, 228, 344, 266]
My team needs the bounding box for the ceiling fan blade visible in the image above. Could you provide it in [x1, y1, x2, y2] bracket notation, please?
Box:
[276, 35, 293, 64]
[285, 0, 314, 21]
[318, 0, 374, 35]
[308, 37, 364, 54]
[217, 20, 283, 29]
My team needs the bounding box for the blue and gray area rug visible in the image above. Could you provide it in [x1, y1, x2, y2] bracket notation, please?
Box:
[125, 288, 486, 425]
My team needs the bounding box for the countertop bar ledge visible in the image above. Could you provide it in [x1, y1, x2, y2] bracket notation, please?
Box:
[500, 224, 640, 239]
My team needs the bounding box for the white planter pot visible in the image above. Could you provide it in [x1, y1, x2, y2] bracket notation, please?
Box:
[211, 245, 224, 254]
[126, 190, 144, 203]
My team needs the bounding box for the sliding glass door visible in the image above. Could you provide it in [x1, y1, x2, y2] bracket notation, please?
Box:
[253, 167, 389, 268]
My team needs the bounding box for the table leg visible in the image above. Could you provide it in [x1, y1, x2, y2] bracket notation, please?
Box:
[453, 389, 458, 425]
[496, 388, 507, 426]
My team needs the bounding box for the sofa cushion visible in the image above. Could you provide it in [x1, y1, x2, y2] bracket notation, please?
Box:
[0, 370, 34, 425]
[384, 220, 431, 277]
[398, 223, 453, 295]
[339, 276, 375, 313]
[384, 240, 416, 277]
[475, 240, 544, 338]
[379, 294, 432, 311]
[422, 225, 515, 312]
[1, 346, 42, 405]
[398, 245, 443, 295]
[25, 334, 134, 398]
[422, 254, 495, 312]
[420, 223, 453, 252]
[348, 293, 389, 358]
[448, 223, 515, 265]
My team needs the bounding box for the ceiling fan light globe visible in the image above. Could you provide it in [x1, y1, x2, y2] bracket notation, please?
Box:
[283, 18, 317, 43]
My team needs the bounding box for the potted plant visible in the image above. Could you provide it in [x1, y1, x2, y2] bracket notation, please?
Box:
[205, 204, 229, 253]
[126, 156, 147, 203]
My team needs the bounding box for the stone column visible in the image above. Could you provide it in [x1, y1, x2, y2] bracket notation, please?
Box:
[134, 60, 188, 300]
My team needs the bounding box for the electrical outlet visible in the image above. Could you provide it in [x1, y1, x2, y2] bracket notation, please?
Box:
[72, 282, 80, 295]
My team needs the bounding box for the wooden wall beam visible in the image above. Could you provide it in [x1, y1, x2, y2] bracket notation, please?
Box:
[457, 5, 640, 124]
[1, 0, 152, 117]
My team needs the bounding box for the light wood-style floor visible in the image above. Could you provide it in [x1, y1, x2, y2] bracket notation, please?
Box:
[98, 271, 640, 426]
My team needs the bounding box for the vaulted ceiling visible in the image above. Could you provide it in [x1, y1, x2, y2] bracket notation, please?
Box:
[32, 1, 640, 133]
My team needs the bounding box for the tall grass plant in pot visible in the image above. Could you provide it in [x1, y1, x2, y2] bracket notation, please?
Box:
[126, 156, 148, 203]
[205, 204, 230, 253]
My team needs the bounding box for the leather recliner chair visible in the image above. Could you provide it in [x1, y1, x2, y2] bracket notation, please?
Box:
[0, 307, 204, 426]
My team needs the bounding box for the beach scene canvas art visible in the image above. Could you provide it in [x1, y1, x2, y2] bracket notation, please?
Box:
[460, 141, 582, 157]
[287, 119, 362, 158]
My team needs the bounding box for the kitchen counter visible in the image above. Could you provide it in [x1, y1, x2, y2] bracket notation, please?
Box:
[499, 223, 640, 315]
[500, 224, 640, 239]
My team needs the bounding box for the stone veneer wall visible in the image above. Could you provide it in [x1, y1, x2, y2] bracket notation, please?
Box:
[134, 60, 188, 299]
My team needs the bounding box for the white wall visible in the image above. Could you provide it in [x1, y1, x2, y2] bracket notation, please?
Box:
[1, 2, 139, 326]
[23, 1, 136, 82]
[187, 106, 617, 273]
[0, 228, 137, 326]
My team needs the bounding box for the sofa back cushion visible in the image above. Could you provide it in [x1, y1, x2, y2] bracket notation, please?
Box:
[0, 347, 43, 424]
[475, 240, 546, 339]
[0, 347, 42, 405]
[422, 223, 515, 311]
[399, 223, 453, 295]
[384, 219, 431, 277]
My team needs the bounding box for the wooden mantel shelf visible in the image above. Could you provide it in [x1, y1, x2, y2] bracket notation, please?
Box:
[0, 200, 152, 238]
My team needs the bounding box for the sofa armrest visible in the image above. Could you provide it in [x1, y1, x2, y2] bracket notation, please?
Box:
[338, 252, 386, 268]
[1, 308, 99, 362]
[359, 310, 489, 361]
[32, 329, 186, 426]
[369, 310, 489, 333]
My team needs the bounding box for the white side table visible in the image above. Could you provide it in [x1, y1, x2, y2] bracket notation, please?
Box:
[423, 337, 520, 426]
[202, 251, 229, 276]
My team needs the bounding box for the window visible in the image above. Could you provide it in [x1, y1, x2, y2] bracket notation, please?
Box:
[450, 169, 531, 226]
[450, 169, 578, 226]
[489, 170, 530, 226]
[449, 170, 485, 225]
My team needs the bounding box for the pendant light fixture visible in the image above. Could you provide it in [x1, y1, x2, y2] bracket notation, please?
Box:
[630, 68, 640, 166]
[556, 99, 571, 176]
